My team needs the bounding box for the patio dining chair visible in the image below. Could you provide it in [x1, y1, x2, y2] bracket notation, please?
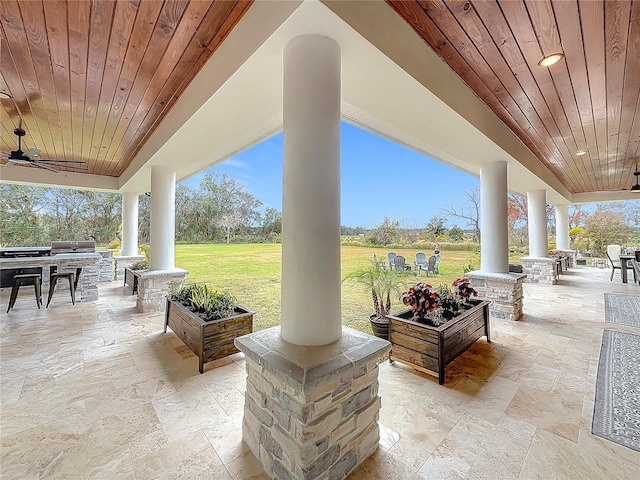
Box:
[606, 252, 622, 281]
[434, 253, 441, 274]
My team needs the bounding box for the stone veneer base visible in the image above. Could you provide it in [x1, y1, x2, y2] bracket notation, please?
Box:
[467, 271, 526, 321]
[113, 255, 145, 281]
[135, 268, 188, 313]
[235, 326, 391, 480]
[520, 257, 559, 284]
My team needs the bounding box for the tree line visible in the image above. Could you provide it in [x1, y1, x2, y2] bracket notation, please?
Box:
[0, 173, 282, 247]
[2, 179, 638, 255]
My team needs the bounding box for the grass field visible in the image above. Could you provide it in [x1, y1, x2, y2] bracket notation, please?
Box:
[175, 244, 481, 335]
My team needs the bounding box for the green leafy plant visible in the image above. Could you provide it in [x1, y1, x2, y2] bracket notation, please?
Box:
[343, 259, 403, 320]
[130, 259, 148, 270]
[437, 284, 462, 314]
[169, 283, 236, 322]
[462, 259, 475, 274]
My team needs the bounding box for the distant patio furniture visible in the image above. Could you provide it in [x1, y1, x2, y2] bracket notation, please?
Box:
[414, 252, 427, 275]
[393, 255, 411, 272]
[434, 253, 441, 274]
[373, 253, 386, 270]
[387, 252, 397, 270]
[422, 255, 437, 277]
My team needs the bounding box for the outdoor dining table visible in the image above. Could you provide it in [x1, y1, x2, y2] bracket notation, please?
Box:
[619, 254, 636, 284]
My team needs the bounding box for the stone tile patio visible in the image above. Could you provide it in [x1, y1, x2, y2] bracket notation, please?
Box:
[1, 266, 639, 479]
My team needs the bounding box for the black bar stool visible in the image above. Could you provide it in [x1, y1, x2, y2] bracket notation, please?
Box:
[6, 273, 42, 312]
[46, 271, 76, 308]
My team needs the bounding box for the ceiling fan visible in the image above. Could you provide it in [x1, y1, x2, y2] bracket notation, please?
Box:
[2, 126, 89, 174]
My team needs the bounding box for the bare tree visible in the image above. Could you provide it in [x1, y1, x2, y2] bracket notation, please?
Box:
[440, 188, 480, 242]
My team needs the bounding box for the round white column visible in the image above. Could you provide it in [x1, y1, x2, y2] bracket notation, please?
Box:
[528, 190, 548, 258]
[281, 35, 342, 346]
[149, 166, 176, 271]
[555, 204, 570, 250]
[480, 161, 509, 273]
[121, 192, 139, 257]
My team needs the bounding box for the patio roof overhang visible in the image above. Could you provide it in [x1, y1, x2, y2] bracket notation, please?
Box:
[1, 0, 637, 205]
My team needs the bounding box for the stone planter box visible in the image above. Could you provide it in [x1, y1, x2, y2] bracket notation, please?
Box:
[386, 299, 490, 384]
[164, 298, 254, 374]
[124, 267, 143, 295]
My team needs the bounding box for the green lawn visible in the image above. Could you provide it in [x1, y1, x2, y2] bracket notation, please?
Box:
[176, 244, 481, 335]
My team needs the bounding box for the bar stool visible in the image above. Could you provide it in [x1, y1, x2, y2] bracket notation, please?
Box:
[6, 273, 42, 312]
[46, 271, 76, 308]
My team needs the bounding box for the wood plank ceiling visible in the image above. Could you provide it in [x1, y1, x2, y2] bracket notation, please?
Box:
[0, 0, 252, 176]
[388, 0, 640, 194]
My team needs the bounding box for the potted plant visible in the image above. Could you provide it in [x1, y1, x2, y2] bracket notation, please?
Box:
[343, 258, 404, 339]
[164, 283, 254, 373]
[386, 278, 489, 384]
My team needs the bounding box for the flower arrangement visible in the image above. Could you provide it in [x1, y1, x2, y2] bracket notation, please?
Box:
[402, 282, 440, 322]
[402, 278, 479, 325]
[452, 277, 478, 303]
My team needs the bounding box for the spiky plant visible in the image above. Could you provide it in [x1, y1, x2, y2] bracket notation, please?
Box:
[343, 259, 403, 320]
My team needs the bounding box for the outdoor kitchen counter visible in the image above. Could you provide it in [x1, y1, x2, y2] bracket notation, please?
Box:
[0, 253, 101, 302]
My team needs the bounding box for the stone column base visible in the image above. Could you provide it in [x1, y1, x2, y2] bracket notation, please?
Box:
[520, 257, 558, 284]
[114, 255, 145, 281]
[136, 268, 188, 313]
[467, 271, 526, 321]
[235, 326, 391, 480]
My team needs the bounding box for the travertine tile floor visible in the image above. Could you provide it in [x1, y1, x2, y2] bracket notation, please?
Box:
[1, 267, 639, 479]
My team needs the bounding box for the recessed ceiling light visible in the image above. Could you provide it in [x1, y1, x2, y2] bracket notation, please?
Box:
[538, 53, 564, 67]
[575, 150, 587, 156]
[0, 91, 12, 99]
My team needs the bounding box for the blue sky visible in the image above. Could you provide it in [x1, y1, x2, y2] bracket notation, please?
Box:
[181, 122, 480, 229]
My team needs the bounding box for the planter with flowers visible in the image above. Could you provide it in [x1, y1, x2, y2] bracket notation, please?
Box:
[164, 283, 254, 373]
[385, 278, 490, 384]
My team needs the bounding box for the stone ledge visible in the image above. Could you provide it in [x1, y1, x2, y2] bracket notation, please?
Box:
[136, 268, 189, 280]
[235, 326, 391, 397]
[520, 256, 557, 264]
[466, 271, 527, 283]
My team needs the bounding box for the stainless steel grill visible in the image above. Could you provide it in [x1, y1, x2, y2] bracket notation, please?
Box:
[50, 241, 96, 255]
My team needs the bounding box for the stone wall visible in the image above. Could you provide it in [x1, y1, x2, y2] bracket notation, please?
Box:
[97, 250, 114, 282]
[136, 268, 188, 313]
[467, 272, 526, 321]
[50, 257, 100, 302]
[114, 255, 144, 281]
[520, 257, 558, 284]
[236, 327, 391, 480]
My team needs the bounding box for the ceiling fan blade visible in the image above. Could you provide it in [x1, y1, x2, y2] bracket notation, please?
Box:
[23, 147, 41, 158]
[34, 158, 87, 164]
[26, 162, 59, 174]
[53, 165, 89, 172]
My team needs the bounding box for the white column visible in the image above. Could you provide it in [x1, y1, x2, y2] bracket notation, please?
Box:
[528, 190, 548, 258]
[555, 204, 570, 250]
[149, 166, 176, 271]
[121, 192, 139, 256]
[281, 35, 342, 346]
[480, 161, 509, 273]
